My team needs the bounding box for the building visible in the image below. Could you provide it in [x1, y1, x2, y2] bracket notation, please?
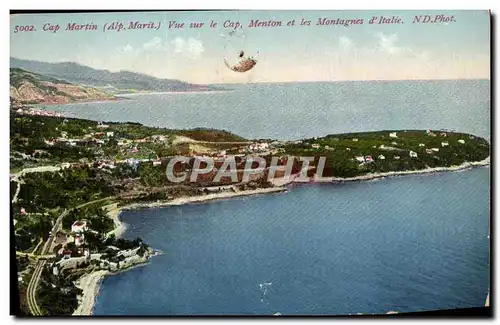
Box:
[71, 220, 88, 234]
[425, 149, 434, 154]
[440, 132, 447, 137]
[75, 234, 84, 247]
[431, 148, 440, 152]
[378, 155, 386, 160]
[364, 156, 374, 163]
[63, 250, 72, 259]
[394, 156, 400, 160]
[106, 131, 114, 137]
[97, 122, 109, 129]
[419, 143, 425, 147]
[441, 142, 449, 147]
[61, 162, 71, 169]
[355, 156, 365, 163]
[409, 151, 418, 158]
[311, 144, 320, 149]
[458, 139, 465, 144]
[389, 132, 397, 138]
[153, 160, 162, 166]
[352, 138, 358, 142]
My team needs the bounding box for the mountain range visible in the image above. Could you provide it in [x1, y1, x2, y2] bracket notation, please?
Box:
[10, 68, 116, 105]
[10, 57, 223, 93]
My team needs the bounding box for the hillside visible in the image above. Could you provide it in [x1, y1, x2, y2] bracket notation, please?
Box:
[10, 68, 116, 105]
[10, 57, 225, 93]
[283, 129, 490, 177]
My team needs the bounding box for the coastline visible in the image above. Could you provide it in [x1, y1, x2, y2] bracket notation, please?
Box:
[37, 97, 120, 107]
[106, 187, 286, 239]
[72, 270, 109, 316]
[74, 159, 489, 316]
[270, 156, 490, 186]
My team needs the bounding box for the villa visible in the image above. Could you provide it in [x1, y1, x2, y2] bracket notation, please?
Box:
[71, 220, 88, 234]
[409, 151, 418, 158]
[389, 132, 397, 138]
[355, 156, 365, 163]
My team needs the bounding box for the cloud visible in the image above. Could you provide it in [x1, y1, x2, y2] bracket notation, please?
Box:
[171, 37, 204, 59]
[118, 37, 168, 55]
[375, 32, 412, 55]
[338, 36, 354, 51]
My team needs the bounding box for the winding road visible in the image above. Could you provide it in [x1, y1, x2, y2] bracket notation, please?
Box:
[25, 196, 115, 316]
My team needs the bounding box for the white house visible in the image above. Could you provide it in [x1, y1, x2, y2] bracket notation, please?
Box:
[378, 155, 386, 160]
[419, 143, 425, 147]
[441, 141, 449, 147]
[106, 132, 114, 137]
[153, 160, 162, 166]
[431, 148, 440, 152]
[75, 234, 84, 247]
[61, 162, 71, 169]
[364, 156, 374, 163]
[458, 139, 465, 144]
[346, 148, 351, 151]
[352, 138, 358, 142]
[409, 151, 418, 158]
[394, 156, 400, 160]
[389, 132, 398, 138]
[311, 144, 320, 149]
[425, 149, 434, 154]
[355, 156, 365, 163]
[71, 220, 88, 234]
[391, 142, 398, 146]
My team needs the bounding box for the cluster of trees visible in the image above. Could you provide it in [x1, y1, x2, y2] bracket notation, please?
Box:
[14, 213, 54, 252]
[38, 267, 82, 315]
[282, 130, 490, 177]
[19, 167, 117, 209]
[175, 127, 247, 142]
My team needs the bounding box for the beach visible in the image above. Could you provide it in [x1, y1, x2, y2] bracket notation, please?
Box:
[73, 270, 109, 316]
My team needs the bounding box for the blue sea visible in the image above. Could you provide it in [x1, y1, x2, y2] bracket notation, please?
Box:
[54, 80, 489, 315]
[93, 167, 490, 315]
[47, 80, 490, 141]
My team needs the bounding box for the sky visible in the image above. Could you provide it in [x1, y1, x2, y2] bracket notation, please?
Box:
[10, 10, 490, 84]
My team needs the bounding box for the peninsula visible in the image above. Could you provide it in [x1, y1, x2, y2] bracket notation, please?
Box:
[11, 105, 490, 316]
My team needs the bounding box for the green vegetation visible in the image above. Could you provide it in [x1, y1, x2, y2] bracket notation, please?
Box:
[10, 114, 248, 170]
[175, 127, 248, 142]
[38, 267, 82, 315]
[283, 130, 490, 177]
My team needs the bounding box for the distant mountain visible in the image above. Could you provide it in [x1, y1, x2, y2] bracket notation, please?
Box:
[10, 68, 116, 105]
[10, 57, 223, 92]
